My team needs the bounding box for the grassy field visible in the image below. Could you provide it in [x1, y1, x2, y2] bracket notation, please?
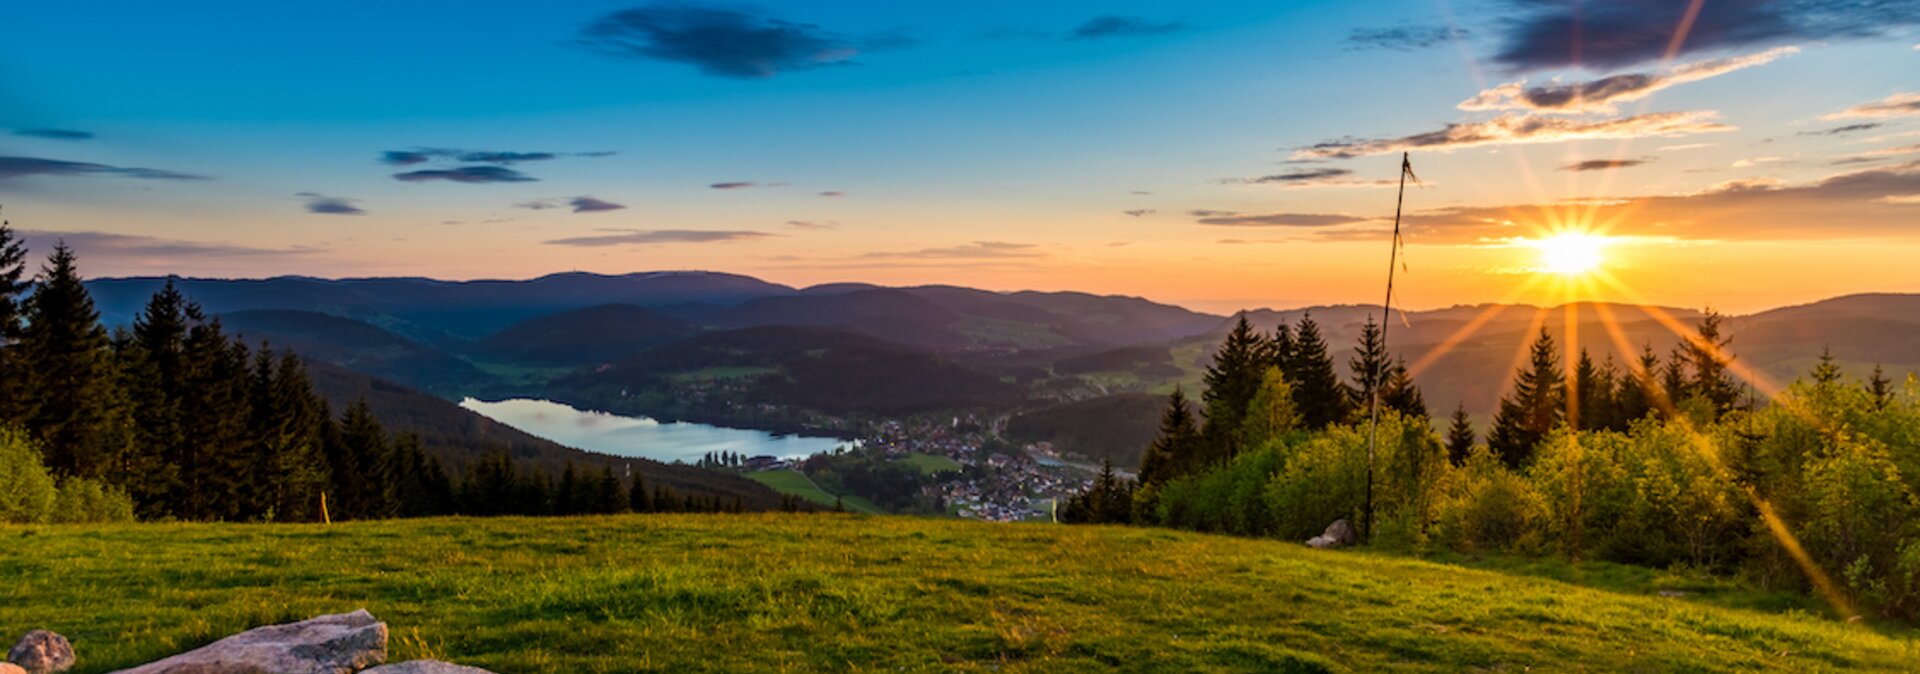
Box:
[5, 515, 1916, 673]
[901, 452, 963, 475]
[745, 470, 884, 514]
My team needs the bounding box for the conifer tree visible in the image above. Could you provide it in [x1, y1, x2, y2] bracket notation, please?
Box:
[1379, 357, 1427, 419]
[1348, 317, 1388, 412]
[1867, 364, 1893, 410]
[1615, 344, 1660, 424]
[253, 350, 329, 521]
[19, 243, 131, 480]
[558, 461, 579, 515]
[1571, 350, 1617, 431]
[179, 320, 253, 520]
[330, 400, 391, 519]
[0, 220, 31, 425]
[1136, 386, 1199, 486]
[1812, 346, 1843, 385]
[1269, 323, 1295, 374]
[1661, 346, 1691, 411]
[1287, 313, 1353, 429]
[630, 474, 652, 512]
[1444, 405, 1475, 466]
[1200, 314, 1268, 461]
[1487, 327, 1564, 468]
[1685, 310, 1740, 417]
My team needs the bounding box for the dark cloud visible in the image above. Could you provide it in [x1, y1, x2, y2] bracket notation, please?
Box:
[1801, 122, 1884, 136]
[1294, 111, 1732, 159]
[1224, 167, 1398, 188]
[1123, 209, 1156, 217]
[546, 228, 771, 247]
[1825, 92, 1920, 120]
[1559, 158, 1654, 172]
[13, 128, 93, 141]
[710, 181, 757, 189]
[1070, 15, 1186, 40]
[570, 196, 626, 213]
[576, 4, 907, 79]
[379, 148, 607, 165]
[0, 156, 206, 181]
[817, 190, 846, 197]
[297, 192, 365, 215]
[859, 241, 1041, 259]
[1461, 48, 1796, 114]
[1492, 0, 1919, 72]
[1347, 25, 1469, 51]
[457, 151, 557, 164]
[1193, 211, 1371, 227]
[392, 166, 537, 183]
[381, 150, 433, 166]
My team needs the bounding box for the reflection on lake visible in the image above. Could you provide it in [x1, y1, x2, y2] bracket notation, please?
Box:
[459, 398, 851, 464]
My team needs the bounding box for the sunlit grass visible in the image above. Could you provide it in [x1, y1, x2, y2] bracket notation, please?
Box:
[5, 515, 1915, 673]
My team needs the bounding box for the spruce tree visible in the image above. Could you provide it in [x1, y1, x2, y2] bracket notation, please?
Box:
[0, 220, 31, 425]
[1379, 357, 1427, 419]
[180, 320, 254, 520]
[252, 350, 330, 521]
[1200, 314, 1268, 461]
[1348, 317, 1388, 412]
[1288, 313, 1353, 429]
[1615, 344, 1659, 424]
[558, 461, 579, 516]
[1444, 405, 1475, 466]
[1571, 350, 1616, 431]
[1685, 310, 1740, 417]
[630, 474, 652, 512]
[1486, 327, 1564, 468]
[330, 400, 391, 519]
[19, 243, 131, 480]
[1269, 323, 1295, 374]
[1867, 365, 1893, 410]
[1136, 387, 1199, 486]
[1811, 346, 1843, 385]
[1661, 346, 1691, 411]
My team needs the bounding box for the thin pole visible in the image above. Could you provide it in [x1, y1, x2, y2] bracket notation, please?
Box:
[1365, 152, 1411, 541]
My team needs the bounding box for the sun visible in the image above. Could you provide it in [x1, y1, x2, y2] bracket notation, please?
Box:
[1533, 233, 1607, 276]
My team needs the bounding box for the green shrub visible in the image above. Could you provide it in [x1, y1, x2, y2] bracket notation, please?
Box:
[0, 426, 57, 524]
[50, 476, 137, 524]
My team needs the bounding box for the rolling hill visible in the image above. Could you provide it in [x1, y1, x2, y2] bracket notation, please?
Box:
[473, 303, 699, 367]
[220, 310, 490, 397]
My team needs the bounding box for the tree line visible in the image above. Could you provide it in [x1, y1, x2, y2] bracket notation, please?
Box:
[0, 224, 756, 523]
[1064, 309, 1920, 620]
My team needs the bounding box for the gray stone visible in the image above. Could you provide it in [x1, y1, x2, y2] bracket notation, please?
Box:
[9, 630, 74, 674]
[110, 610, 386, 674]
[1304, 519, 1357, 549]
[360, 660, 496, 674]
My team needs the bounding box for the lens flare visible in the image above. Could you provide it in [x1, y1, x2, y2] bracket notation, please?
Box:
[1534, 233, 1607, 276]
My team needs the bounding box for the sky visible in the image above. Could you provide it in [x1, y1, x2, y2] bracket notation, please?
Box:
[2, 0, 1917, 314]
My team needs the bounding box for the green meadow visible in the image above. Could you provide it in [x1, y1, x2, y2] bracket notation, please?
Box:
[6, 514, 1916, 673]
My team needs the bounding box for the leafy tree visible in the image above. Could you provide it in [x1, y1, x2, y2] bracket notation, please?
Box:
[1487, 327, 1564, 468]
[1445, 405, 1475, 467]
[1200, 314, 1269, 460]
[1288, 313, 1352, 429]
[0, 427, 56, 523]
[19, 243, 131, 480]
[1241, 367, 1299, 450]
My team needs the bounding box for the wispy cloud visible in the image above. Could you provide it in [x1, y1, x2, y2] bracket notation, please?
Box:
[1294, 110, 1733, 159]
[1560, 158, 1653, 172]
[570, 196, 626, 213]
[1069, 15, 1186, 40]
[575, 4, 909, 79]
[709, 181, 786, 190]
[1824, 92, 1920, 120]
[1346, 25, 1469, 51]
[1223, 167, 1396, 188]
[786, 220, 837, 230]
[1460, 47, 1797, 115]
[545, 228, 771, 247]
[859, 241, 1041, 259]
[378, 148, 610, 165]
[1801, 122, 1883, 136]
[0, 156, 206, 181]
[13, 128, 93, 141]
[392, 166, 537, 183]
[1192, 211, 1371, 227]
[297, 192, 364, 215]
[19, 230, 315, 261]
[817, 190, 846, 197]
[1491, 0, 1918, 71]
[1122, 209, 1156, 217]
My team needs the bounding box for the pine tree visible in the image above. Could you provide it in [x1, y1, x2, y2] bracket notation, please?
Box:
[253, 350, 330, 521]
[1487, 327, 1564, 468]
[1661, 346, 1691, 411]
[179, 320, 253, 520]
[1379, 357, 1427, 419]
[1616, 344, 1660, 424]
[330, 400, 391, 520]
[630, 474, 652, 513]
[1199, 314, 1268, 461]
[1288, 313, 1353, 429]
[1348, 317, 1388, 412]
[1444, 405, 1475, 466]
[1571, 350, 1616, 431]
[1685, 310, 1740, 417]
[1867, 364, 1893, 410]
[1269, 323, 1295, 374]
[558, 461, 579, 516]
[19, 243, 131, 480]
[0, 220, 31, 425]
[1812, 346, 1843, 385]
[1136, 387, 1199, 486]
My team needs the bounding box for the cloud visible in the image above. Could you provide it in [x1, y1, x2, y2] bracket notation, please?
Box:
[859, 241, 1042, 259]
[379, 148, 607, 165]
[1802, 122, 1884, 136]
[1193, 211, 1372, 227]
[1732, 156, 1786, 167]
[1460, 47, 1797, 115]
[18, 230, 314, 261]
[1560, 158, 1654, 172]
[1824, 92, 1920, 120]
[1294, 110, 1733, 159]
[1225, 167, 1398, 188]
[817, 190, 846, 197]
[1123, 209, 1156, 217]
[1397, 162, 1920, 242]
[710, 181, 758, 189]
[1069, 15, 1186, 40]
[297, 192, 364, 215]
[576, 4, 906, 79]
[1491, 0, 1920, 71]
[1347, 25, 1469, 51]
[13, 128, 93, 141]
[392, 166, 537, 183]
[569, 196, 626, 213]
[545, 228, 770, 247]
[0, 156, 206, 181]
[786, 220, 836, 230]
[514, 199, 560, 210]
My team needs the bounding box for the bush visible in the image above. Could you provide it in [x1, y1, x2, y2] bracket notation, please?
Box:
[0, 427, 57, 523]
[1435, 446, 1545, 553]
[50, 477, 137, 524]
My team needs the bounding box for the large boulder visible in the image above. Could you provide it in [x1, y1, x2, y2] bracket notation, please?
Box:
[9, 630, 74, 674]
[1304, 519, 1357, 549]
[111, 610, 386, 674]
[360, 661, 495, 674]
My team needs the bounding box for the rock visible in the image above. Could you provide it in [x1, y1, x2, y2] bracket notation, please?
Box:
[1304, 519, 1357, 549]
[111, 610, 386, 674]
[360, 660, 496, 674]
[9, 630, 74, 674]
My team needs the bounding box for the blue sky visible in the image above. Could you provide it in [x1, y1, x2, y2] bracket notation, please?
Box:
[2, 1, 1917, 312]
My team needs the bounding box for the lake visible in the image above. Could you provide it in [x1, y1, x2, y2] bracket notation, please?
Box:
[459, 398, 853, 464]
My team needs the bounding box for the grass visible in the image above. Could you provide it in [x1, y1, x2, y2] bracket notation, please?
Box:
[6, 515, 1917, 673]
[744, 470, 884, 514]
[901, 452, 962, 475]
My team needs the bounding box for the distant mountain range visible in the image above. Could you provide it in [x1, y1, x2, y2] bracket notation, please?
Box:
[85, 271, 1920, 468]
